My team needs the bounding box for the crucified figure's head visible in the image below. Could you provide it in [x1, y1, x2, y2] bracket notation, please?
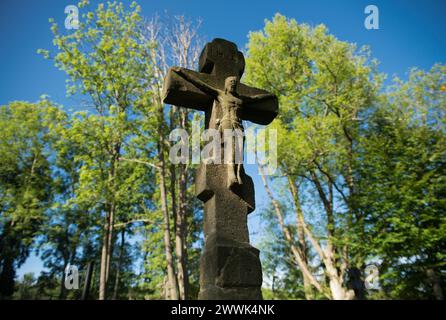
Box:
[225, 76, 238, 94]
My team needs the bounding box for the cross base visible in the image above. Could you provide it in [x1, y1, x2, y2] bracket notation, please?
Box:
[198, 234, 263, 300]
[196, 164, 263, 300]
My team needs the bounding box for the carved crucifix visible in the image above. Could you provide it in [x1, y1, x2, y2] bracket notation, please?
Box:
[168, 68, 275, 188]
[162, 38, 278, 300]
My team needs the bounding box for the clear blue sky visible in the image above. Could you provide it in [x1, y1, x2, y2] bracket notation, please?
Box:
[1, 0, 445, 277]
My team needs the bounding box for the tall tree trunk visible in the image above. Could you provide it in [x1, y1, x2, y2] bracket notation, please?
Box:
[168, 105, 187, 300]
[175, 109, 189, 300]
[160, 161, 179, 300]
[99, 203, 116, 300]
[287, 176, 313, 299]
[258, 164, 329, 298]
[112, 229, 126, 300]
[145, 15, 201, 300]
[105, 203, 115, 284]
[158, 113, 179, 300]
[309, 170, 354, 299]
[99, 144, 120, 300]
[328, 275, 351, 300]
[175, 162, 189, 300]
[106, 146, 120, 284]
[426, 268, 444, 300]
[324, 241, 355, 300]
[0, 254, 16, 299]
[99, 214, 109, 300]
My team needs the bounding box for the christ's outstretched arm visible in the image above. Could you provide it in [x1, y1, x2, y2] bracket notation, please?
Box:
[171, 67, 219, 97]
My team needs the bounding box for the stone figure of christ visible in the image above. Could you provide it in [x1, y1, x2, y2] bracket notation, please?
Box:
[171, 67, 275, 189]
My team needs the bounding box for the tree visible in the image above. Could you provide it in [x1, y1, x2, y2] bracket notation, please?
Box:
[0, 99, 61, 299]
[245, 14, 381, 299]
[136, 14, 204, 300]
[40, 0, 156, 299]
[357, 64, 446, 299]
[13, 273, 37, 300]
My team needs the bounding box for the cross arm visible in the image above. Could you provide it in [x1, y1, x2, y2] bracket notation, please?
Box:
[238, 84, 279, 125]
[162, 67, 218, 111]
[172, 67, 219, 97]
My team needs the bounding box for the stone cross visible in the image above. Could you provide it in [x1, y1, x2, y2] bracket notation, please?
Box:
[162, 38, 278, 300]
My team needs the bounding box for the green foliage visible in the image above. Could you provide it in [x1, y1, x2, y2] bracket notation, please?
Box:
[36, 0, 159, 300]
[357, 64, 446, 299]
[33, 1, 203, 300]
[245, 14, 444, 299]
[0, 100, 62, 298]
[40, 1, 153, 109]
[245, 14, 382, 299]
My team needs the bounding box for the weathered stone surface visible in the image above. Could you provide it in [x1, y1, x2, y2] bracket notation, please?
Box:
[198, 234, 263, 300]
[199, 234, 262, 286]
[199, 38, 245, 79]
[162, 39, 279, 128]
[198, 285, 263, 300]
[162, 38, 279, 300]
[196, 163, 255, 213]
[214, 246, 262, 288]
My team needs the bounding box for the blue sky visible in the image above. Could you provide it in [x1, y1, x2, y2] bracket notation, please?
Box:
[1, 0, 445, 278]
[1, 0, 445, 107]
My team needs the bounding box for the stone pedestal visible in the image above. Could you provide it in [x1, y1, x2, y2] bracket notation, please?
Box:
[196, 164, 263, 300]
